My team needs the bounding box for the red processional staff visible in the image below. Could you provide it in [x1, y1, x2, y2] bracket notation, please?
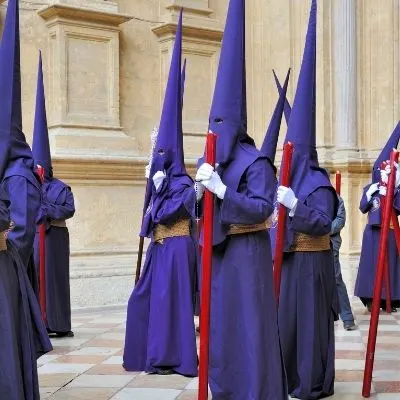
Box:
[362, 149, 399, 397]
[37, 165, 47, 323]
[198, 131, 217, 400]
[379, 162, 393, 314]
[273, 142, 294, 302]
[381, 161, 400, 253]
[335, 170, 341, 195]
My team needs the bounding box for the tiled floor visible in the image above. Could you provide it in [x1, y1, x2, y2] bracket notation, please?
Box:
[39, 302, 400, 399]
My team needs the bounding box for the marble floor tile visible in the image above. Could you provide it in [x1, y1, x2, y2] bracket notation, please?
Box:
[68, 347, 120, 357]
[110, 388, 182, 400]
[67, 374, 134, 388]
[38, 363, 94, 375]
[50, 387, 119, 400]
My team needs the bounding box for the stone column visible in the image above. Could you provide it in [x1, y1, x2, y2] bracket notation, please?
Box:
[333, 0, 357, 152]
[332, 0, 359, 264]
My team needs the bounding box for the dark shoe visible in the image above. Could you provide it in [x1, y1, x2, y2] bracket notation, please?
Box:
[55, 331, 74, 338]
[196, 326, 200, 335]
[157, 368, 174, 375]
[343, 321, 357, 331]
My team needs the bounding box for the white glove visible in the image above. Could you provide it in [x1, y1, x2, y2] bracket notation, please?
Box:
[379, 185, 387, 197]
[196, 163, 226, 199]
[380, 167, 389, 184]
[366, 183, 379, 202]
[380, 163, 400, 187]
[277, 186, 298, 213]
[194, 181, 205, 201]
[145, 164, 151, 179]
[196, 163, 214, 182]
[152, 170, 166, 192]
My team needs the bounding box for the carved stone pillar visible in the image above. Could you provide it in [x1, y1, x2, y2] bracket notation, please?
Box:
[333, 0, 357, 155]
[38, 2, 135, 158]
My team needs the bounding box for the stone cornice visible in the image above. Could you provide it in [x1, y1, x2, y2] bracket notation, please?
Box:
[152, 22, 223, 42]
[52, 157, 197, 183]
[38, 4, 132, 27]
[166, 4, 213, 17]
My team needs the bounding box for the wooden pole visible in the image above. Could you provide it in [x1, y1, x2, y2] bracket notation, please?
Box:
[362, 149, 399, 397]
[198, 131, 217, 400]
[37, 165, 47, 323]
[273, 142, 294, 302]
[335, 170, 341, 195]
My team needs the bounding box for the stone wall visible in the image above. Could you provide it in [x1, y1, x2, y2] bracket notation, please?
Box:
[1, 0, 399, 307]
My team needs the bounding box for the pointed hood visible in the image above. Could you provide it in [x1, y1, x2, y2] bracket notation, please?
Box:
[273, 70, 292, 126]
[372, 122, 400, 182]
[261, 69, 290, 164]
[150, 9, 184, 177]
[285, 0, 316, 149]
[140, 10, 188, 237]
[0, 0, 35, 167]
[207, 0, 251, 166]
[279, 0, 333, 202]
[32, 51, 52, 178]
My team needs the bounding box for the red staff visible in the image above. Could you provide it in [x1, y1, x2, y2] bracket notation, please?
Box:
[362, 149, 399, 397]
[198, 131, 217, 400]
[37, 165, 47, 323]
[380, 162, 392, 314]
[335, 170, 341, 195]
[273, 142, 294, 302]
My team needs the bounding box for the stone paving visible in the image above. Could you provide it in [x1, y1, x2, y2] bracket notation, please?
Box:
[39, 301, 400, 399]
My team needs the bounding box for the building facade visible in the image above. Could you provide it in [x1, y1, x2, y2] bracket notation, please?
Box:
[2, 0, 398, 308]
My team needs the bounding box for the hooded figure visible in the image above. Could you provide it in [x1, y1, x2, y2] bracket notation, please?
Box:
[32, 52, 75, 337]
[275, 1, 339, 398]
[195, 0, 287, 398]
[123, 11, 198, 377]
[0, 0, 42, 297]
[0, 0, 53, 398]
[355, 121, 400, 311]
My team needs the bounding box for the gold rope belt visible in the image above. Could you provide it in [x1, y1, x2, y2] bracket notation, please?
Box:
[287, 233, 331, 252]
[0, 232, 7, 251]
[227, 221, 269, 236]
[50, 220, 67, 228]
[153, 219, 190, 243]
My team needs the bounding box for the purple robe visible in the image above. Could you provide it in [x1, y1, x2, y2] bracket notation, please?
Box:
[0, 186, 52, 399]
[278, 188, 337, 400]
[34, 178, 75, 333]
[208, 157, 287, 400]
[3, 164, 41, 296]
[354, 185, 400, 307]
[123, 174, 198, 377]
